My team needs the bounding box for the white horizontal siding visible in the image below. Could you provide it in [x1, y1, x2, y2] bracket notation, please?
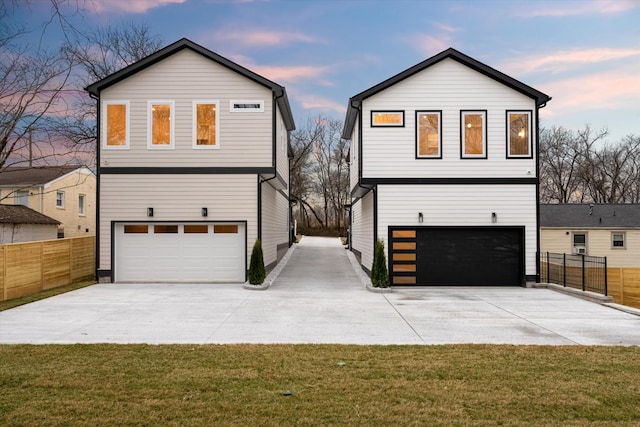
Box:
[260, 182, 289, 267]
[541, 228, 640, 268]
[101, 49, 273, 168]
[275, 108, 289, 186]
[99, 174, 257, 271]
[351, 191, 374, 272]
[349, 123, 359, 192]
[361, 58, 537, 178]
[377, 184, 538, 276]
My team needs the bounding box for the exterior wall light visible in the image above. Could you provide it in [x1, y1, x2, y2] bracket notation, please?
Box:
[418, 212, 424, 223]
[147, 207, 154, 217]
[202, 207, 208, 217]
[491, 212, 497, 223]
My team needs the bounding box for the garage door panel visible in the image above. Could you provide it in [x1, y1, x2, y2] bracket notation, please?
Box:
[390, 227, 523, 286]
[116, 223, 245, 283]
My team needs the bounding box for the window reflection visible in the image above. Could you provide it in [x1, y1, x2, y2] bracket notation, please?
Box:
[151, 104, 171, 145]
[107, 104, 127, 146]
[196, 104, 216, 146]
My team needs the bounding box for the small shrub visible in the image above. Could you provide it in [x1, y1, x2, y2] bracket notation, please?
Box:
[371, 240, 389, 288]
[248, 239, 266, 285]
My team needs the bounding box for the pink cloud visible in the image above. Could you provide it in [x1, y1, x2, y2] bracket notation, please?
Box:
[538, 70, 640, 119]
[501, 48, 640, 75]
[524, 0, 638, 17]
[412, 34, 452, 56]
[92, 0, 186, 14]
[252, 64, 334, 84]
[295, 94, 346, 115]
[212, 29, 323, 47]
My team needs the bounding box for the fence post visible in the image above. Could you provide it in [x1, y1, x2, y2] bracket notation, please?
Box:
[604, 256, 608, 296]
[563, 253, 566, 287]
[546, 252, 550, 283]
[581, 255, 586, 292]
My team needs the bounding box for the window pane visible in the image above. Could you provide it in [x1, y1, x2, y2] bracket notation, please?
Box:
[124, 225, 148, 234]
[151, 104, 171, 145]
[509, 113, 530, 156]
[106, 104, 127, 146]
[214, 224, 238, 234]
[154, 225, 178, 234]
[464, 113, 484, 155]
[372, 111, 403, 126]
[196, 104, 217, 146]
[418, 113, 440, 157]
[185, 225, 209, 234]
[573, 234, 586, 245]
[79, 194, 85, 215]
[392, 230, 416, 238]
[612, 233, 625, 247]
[56, 192, 64, 207]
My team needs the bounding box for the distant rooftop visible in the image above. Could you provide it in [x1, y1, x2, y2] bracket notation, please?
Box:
[0, 166, 88, 187]
[540, 204, 640, 228]
[0, 204, 60, 225]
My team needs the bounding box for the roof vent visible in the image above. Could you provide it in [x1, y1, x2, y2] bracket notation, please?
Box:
[589, 204, 594, 215]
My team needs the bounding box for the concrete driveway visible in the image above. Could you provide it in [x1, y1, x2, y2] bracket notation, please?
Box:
[1, 236, 639, 345]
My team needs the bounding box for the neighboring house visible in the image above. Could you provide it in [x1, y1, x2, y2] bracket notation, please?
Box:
[0, 166, 96, 238]
[540, 204, 640, 267]
[86, 38, 295, 283]
[343, 48, 551, 286]
[0, 204, 60, 243]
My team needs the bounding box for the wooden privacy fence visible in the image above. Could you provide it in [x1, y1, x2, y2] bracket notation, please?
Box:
[607, 268, 640, 309]
[0, 236, 95, 302]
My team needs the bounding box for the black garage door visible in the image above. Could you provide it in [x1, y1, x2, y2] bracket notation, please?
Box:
[389, 227, 524, 286]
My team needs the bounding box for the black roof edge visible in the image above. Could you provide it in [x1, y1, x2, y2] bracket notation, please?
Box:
[342, 47, 551, 139]
[341, 99, 361, 140]
[85, 38, 295, 131]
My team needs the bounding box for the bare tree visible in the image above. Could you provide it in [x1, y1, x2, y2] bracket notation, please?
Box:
[0, 3, 73, 170]
[539, 126, 585, 203]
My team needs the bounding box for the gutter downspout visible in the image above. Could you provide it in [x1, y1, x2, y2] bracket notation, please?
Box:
[89, 92, 101, 281]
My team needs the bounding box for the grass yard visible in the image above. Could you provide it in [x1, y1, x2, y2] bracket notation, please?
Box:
[1, 345, 640, 426]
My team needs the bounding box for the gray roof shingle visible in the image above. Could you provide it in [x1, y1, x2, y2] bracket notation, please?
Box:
[0, 205, 60, 225]
[540, 204, 640, 228]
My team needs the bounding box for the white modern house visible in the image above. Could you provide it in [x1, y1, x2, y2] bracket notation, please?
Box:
[343, 48, 551, 286]
[86, 38, 295, 283]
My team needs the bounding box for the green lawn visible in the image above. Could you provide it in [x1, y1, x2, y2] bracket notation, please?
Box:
[1, 344, 639, 426]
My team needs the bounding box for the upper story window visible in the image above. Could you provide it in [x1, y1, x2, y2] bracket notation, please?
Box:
[148, 101, 174, 149]
[230, 100, 264, 112]
[612, 232, 625, 249]
[56, 191, 64, 208]
[103, 101, 129, 149]
[460, 110, 487, 159]
[416, 111, 442, 159]
[16, 190, 29, 207]
[371, 111, 404, 127]
[193, 101, 219, 149]
[507, 111, 532, 158]
[79, 194, 86, 216]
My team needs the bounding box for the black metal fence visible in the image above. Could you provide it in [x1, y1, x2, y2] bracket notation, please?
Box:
[539, 252, 608, 296]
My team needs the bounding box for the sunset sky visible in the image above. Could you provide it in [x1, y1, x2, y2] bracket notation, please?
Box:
[20, 0, 640, 142]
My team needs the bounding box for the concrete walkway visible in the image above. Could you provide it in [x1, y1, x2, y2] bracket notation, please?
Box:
[1, 236, 640, 345]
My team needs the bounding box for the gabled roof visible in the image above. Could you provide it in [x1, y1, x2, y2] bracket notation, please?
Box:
[0, 166, 90, 187]
[342, 48, 551, 139]
[85, 38, 295, 131]
[0, 204, 60, 225]
[540, 204, 640, 228]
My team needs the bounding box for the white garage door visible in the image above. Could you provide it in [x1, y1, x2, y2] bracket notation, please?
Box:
[115, 223, 245, 283]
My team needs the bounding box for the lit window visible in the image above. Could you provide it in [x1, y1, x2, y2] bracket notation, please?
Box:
[193, 101, 219, 148]
[416, 111, 441, 158]
[148, 101, 174, 148]
[79, 194, 86, 216]
[507, 111, 531, 158]
[56, 191, 64, 208]
[371, 111, 404, 127]
[461, 111, 487, 158]
[612, 232, 625, 249]
[104, 101, 129, 148]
